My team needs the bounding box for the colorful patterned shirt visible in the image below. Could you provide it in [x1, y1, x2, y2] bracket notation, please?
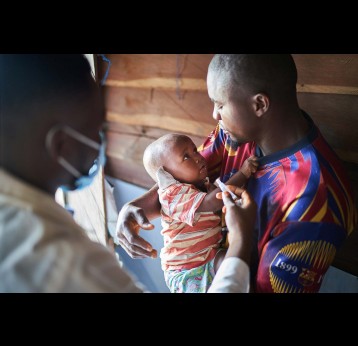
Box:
[198, 112, 357, 293]
[157, 167, 222, 271]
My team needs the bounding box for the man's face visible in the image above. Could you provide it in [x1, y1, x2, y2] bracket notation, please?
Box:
[207, 69, 257, 144]
[163, 136, 208, 186]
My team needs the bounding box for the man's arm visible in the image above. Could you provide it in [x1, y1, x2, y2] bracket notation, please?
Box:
[116, 183, 161, 258]
[209, 186, 256, 293]
[125, 183, 161, 221]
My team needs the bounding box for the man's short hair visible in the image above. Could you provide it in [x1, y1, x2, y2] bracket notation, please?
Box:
[209, 54, 297, 98]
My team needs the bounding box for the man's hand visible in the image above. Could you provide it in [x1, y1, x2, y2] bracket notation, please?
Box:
[216, 186, 257, 264]
[116, 203, 157, 259]
[221, 186, 256, 244]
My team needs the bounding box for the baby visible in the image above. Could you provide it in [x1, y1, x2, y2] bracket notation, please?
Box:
[143, 133, 257, 293]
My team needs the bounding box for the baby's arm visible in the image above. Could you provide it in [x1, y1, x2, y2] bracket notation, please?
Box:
[196, 156, 258, 213]
[234, 155, 259, 187]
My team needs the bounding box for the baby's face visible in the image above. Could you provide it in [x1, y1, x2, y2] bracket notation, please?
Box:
[163, 136, 208, 186]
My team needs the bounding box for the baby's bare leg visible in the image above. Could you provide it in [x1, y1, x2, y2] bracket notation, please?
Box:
[214, 248, 227, 273]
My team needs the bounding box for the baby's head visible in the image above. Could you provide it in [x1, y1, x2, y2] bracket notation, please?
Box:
[143, 133, 208, 186]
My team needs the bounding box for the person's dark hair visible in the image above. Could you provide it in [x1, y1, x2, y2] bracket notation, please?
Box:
[209, 54, 298, 99]
[0, 54, 97, 168]
[0, 54, 94, 124]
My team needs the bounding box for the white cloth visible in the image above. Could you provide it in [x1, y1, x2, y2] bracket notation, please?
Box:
[0, 169, 144, 293]
[156, 166, 177, 190]
[0, 168, 250, 293]
[208, 257, 250, 293]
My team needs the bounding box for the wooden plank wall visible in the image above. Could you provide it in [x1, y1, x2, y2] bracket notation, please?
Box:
[67, 169, 108, 246]
[100, 54, 358, 276]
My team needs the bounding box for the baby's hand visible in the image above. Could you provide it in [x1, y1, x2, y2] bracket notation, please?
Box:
[240, 155, 259, 179]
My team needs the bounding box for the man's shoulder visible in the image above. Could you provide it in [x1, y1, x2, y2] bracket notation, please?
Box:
[0, 202, 41, 233]
[1, 192, 93, 251]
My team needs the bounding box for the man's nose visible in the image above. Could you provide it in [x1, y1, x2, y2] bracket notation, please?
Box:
[213, 106, 221, 121]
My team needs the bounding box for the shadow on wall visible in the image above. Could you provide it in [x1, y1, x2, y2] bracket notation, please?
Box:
[106, 177, 170, 293]
[106, 177, 358, 293]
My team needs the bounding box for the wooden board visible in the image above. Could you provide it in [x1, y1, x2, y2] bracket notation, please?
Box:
[67, 168, 108, 246]
[100, 54, 213, 81]
[293, 54, 358, 87]
[107, 122, 205, 147]
[103, 54, 358, 87]
[297, 93, 358, 161]
[100, 54, 358, 96]
[105, 86, 216, 128]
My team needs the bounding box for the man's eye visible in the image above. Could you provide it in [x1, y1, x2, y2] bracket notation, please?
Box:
[183, 155, 189, 160]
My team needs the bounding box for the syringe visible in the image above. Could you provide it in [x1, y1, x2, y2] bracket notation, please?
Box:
[216, 178, 242, 206]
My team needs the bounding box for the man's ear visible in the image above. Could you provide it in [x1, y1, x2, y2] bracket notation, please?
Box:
[45, 126, 66, 160]
[252, 93, 269, 117]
